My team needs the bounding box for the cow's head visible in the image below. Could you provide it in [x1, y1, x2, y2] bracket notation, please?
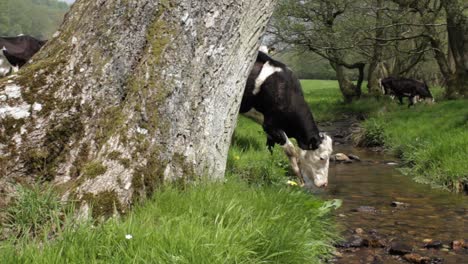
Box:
[297, 133, 333, 188]
[418, 82, 434, 103]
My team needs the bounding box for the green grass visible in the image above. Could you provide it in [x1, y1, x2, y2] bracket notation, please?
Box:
[0, 181, 337, 264]
[227, 115, 292, 186]
[299, 80, 467, 191]
[360, 101, 468, 190]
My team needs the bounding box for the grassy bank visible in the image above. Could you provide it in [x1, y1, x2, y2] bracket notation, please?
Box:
[300, 80, 468, 191]
[0, 181, 337, 263]
[0, 113, 339, 264]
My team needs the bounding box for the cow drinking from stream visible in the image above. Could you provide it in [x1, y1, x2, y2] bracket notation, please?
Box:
[240, 51, 333, 188]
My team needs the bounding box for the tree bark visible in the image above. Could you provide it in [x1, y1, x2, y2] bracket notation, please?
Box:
[442, 0, 468, 98]
[367, 0, 385, 96]
[332, 62, 362, 103]
[0, 0, 276, 217]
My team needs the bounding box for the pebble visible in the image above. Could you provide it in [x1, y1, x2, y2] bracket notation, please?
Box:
[355, 228, 364, 235]
[389, 241, 413, 255]
[352, 206, 378, 214]
[424, 240, 443, 249]
[451, 239, 465, 250]
[391, 201, 409, 208]
[348, 154, 361, 161]
[403, 253, 431, 264]
[335, 153, 350, 161]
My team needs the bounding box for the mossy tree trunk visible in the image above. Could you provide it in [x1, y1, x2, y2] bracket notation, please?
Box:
[0, 0, 276, 217]
[367, 0, 385, 97]
[442, 0, 468, 98]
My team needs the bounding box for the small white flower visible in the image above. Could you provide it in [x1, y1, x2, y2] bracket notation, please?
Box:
[125, 234, 133, 240]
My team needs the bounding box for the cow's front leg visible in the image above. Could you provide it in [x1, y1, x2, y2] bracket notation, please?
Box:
[280, 134, 304, 186]
[398, 97, 404, 105]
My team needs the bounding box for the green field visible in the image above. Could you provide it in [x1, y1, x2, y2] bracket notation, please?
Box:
[300, 80, 468, 191]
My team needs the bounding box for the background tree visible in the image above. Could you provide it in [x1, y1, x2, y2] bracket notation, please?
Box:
[271, 0, 465, 100]
[271, 0, 374, 102]
[0, 0, 276, 217]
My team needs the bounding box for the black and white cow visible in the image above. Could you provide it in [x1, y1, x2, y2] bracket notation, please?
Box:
[0, 35, 47, 70]
[240, 51, 333, 188]
[379, 77, 434, 107]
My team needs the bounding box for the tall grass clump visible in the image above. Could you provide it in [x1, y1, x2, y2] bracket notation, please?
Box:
[0, 181, 338, 263]
[2, 184, 73, 240]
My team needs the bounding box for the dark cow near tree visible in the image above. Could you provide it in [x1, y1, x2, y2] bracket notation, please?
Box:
[379, 77, 434, 107]
[0, 35, 47, 70]
[240, 50, 333, 188]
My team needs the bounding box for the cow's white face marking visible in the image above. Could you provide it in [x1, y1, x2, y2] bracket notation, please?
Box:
[298, 134, 333, 188]
[280, 132, 332, 188]
[253, 61, 282, 95]
[259, 45, 269, 54]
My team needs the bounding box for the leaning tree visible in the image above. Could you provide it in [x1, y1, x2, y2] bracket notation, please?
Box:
[0, 0, 276, 217]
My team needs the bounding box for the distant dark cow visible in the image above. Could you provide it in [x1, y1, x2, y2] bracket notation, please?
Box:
[379, 77, 434, 107]
[240, 51, 333, 188]
[0, 35, 46, 70]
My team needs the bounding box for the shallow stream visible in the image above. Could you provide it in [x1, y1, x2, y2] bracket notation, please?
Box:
[316, 123, 468, 263]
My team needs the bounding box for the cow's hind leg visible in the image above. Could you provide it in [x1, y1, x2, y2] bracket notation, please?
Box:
[408, 96, 415, 108]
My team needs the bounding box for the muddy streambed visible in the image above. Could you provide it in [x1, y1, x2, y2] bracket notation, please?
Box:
[315, 122, 468, 263]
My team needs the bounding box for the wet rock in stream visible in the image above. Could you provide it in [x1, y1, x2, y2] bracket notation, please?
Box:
[334, 153, 350, 162]
[451, 239, 466, 250]
[347, 154, 361, 161]
[354, 228, 364, 235]
[335, 235, 369, 248]
[388, 241, 413, 255]
[423, 241, 443, 249]
[352, 206, 378, 214]
[403, 253, 431, 264]
[391, 201, 409, 208]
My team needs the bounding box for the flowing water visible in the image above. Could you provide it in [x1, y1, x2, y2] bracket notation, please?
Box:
[316, 122, 468, 263]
